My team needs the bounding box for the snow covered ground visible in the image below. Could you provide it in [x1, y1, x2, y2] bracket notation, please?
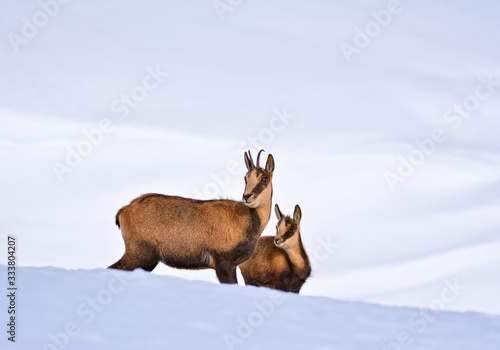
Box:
[1, 0, 500, 347]
[2, 267, 500, 350]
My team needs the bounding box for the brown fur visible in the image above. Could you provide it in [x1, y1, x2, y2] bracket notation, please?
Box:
[240, 204, 311, 293]
[109, 151, 275, 284]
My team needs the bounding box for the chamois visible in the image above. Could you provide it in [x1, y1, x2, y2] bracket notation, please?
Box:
[108, 150, 275, 284]
[240, 204, 311, 293]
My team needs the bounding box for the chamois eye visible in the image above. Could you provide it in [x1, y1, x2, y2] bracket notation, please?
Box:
[261, 176, 268, 183]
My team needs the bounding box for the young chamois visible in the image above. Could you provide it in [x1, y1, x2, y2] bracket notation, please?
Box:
[109, 150, 275, 284]
[240, 204, 311, 293]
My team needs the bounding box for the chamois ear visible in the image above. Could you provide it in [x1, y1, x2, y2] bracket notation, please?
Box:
[265, 154, 275, 174]
[244, 151, 254, 171]
[275, 204, 283, 220]
[293, 205, 302, 224]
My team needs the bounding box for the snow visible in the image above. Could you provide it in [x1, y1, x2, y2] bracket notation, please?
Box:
[2, 267, 500, 350]
[1, 0, 500, 346]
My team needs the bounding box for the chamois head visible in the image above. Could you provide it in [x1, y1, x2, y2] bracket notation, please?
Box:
[242, 150, 275, 208]
[274, 204, 301, 249]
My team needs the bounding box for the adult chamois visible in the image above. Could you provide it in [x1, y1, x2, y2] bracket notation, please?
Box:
[109, 150, 275, 284]
[240, 204, 311, 293]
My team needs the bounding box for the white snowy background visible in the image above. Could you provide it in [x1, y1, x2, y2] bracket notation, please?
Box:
[1, 0, 500, 349]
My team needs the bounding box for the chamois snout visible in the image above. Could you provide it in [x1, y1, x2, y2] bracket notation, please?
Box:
[242, 193, 252, 203]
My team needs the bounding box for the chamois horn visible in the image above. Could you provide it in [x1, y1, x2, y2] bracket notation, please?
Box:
[256, 149, 265, 168]
[247, 150, 255, 168]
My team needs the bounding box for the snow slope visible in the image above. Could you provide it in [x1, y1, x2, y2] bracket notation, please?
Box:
[2, 267, 500, 350]
[1, 0, 500, 322]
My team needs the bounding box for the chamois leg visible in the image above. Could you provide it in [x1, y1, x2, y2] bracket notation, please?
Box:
[108, 241, 160, 272]
[215, 262, 237, 284]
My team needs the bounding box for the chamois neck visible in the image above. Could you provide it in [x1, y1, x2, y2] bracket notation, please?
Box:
[285, 235, 310, 274]
[254, 186, 272, 233]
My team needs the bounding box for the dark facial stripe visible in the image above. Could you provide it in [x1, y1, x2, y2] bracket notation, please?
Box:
[282, 224, 297, 241]
[251, 182, 267, 198]
[248, 169, 271, 198]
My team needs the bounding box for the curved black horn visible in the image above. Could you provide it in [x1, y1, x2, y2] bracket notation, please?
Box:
[256, 149, 265, 168]
[247, 150, 255, 167]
